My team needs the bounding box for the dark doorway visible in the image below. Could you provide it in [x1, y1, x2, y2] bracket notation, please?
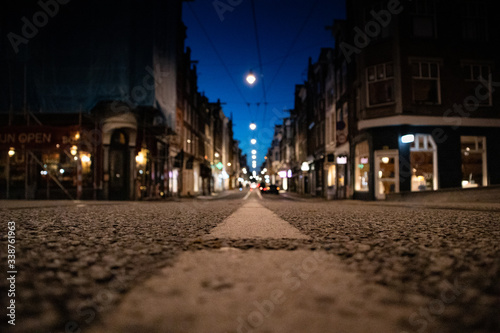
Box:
[109, 130, 129, 200]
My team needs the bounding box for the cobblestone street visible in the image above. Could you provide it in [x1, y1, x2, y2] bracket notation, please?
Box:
[1, 190, 499, 332]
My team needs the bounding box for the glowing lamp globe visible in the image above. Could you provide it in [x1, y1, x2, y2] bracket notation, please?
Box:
[246, 72, 257, 85]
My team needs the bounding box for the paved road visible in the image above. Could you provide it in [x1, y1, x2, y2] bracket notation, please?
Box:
[0, 189, 499, 332]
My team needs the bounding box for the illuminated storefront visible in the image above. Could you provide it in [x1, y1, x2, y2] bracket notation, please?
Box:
[351, 125, 500, 200]
[0, 125, 95, 199]
[0, 107, 174, 200]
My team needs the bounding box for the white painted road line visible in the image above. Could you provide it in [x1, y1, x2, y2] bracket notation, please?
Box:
[89, 249, 434, 333]
[204, 200, 309, 240]
[87, 198, 443, 333]
[243, 189, 263, 200]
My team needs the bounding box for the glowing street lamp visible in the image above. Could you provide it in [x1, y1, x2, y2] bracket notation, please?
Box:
[8, 147, 15, 157]
[249, 123, 257, 130]
[246, 70, 257, 85]
[135, 149, 148, 164]
[251, 149, 257, 154]
[251, 139, 257, 144]
[252, 155, 256, 159]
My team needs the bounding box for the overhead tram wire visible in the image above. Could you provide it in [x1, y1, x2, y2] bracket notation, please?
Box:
[187, 3, 249, 107]
[258, 0, 321, 126]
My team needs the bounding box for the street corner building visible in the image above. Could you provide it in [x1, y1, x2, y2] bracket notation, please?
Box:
[344, 0, 500, 200]
[267, 0, 500, 201]
[0, 0, 243, 200]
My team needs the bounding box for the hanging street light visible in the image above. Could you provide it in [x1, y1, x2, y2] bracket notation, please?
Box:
[249, 122, 257, 130]
[250, 139, 257, 144]
[246, 70, 257, 85]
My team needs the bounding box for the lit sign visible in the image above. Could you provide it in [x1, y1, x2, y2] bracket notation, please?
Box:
[278, 171, 287, 178]
[360, 157, 368, 164]
[336, 156, 347, 165]
[287, 169, 292, 178]
[0, 126, 81, 149]
[216, 162, 223, 170]
[401, 134, 415, 143]
[301, 162, 310, 171]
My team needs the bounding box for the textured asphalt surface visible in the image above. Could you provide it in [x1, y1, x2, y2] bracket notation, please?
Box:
[1, 189, 499, 332]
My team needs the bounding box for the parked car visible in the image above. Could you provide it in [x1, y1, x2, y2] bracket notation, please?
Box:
[260, 183, 279, 194]
[267, 184, 279, 194]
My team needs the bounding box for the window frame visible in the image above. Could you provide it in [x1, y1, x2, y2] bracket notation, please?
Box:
[461, 136, 487, 187]
[410, 134, 438, 191]
[411, 0, 437, 38]
[354, 141, 370, 192]
[410, 60, 442, 105]
[461, 62, 492, 106]
[366, 62, 395, 107]
[461, 1, 488, 41]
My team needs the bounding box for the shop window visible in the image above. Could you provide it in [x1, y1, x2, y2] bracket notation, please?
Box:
[327, 165, 336, 187]
[355, 141, 369, 192]
[411, 61, 441, 104]
[461, 136, 487, 187]
[462, 63, 492, 106]
[367, 63, 394, 106]
[410, 134, 437, 191]
[375, 150, 399, 200]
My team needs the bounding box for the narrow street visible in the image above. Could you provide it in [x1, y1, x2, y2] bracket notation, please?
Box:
[1, 190, 499, 333]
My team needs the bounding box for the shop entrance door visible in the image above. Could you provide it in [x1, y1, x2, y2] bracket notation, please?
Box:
[336, 164, 346, 199]
[109, 130, 129, 200]
[374, 150, 399, 200]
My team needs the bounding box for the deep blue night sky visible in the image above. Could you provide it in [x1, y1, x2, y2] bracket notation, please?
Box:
[182, 0, 345, 169]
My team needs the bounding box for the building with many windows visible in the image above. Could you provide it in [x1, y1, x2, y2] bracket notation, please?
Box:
[273, 0, 500, 201]
[348, 0, 500, 200]
[0, 0, 241, 200]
